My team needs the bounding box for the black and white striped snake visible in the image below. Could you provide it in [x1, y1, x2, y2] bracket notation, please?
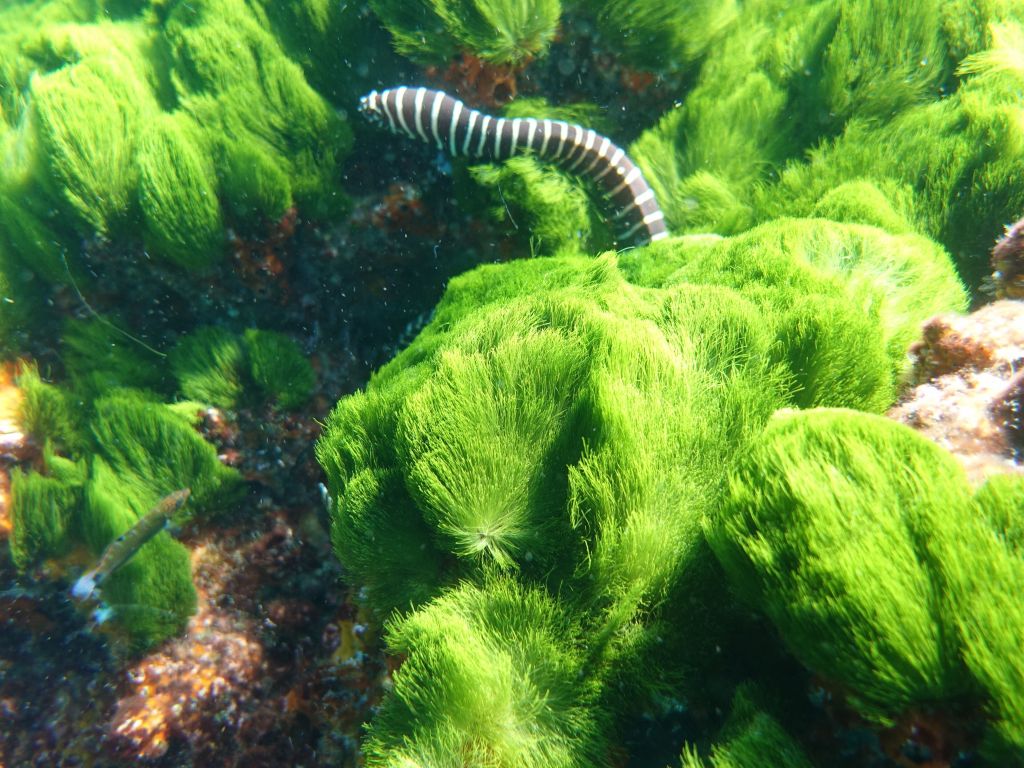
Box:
[359, 86, 669, 246]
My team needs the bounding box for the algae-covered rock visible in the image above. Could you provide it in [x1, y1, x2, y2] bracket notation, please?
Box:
[169, 325, 247, 408]
[243, 328, 315, 410]
[710, 409, 976, 718]
[630, 1, 1024, 288]
[678, 687, 814, 768]
[0, 0, 355, 277]
[711, 407, 1024, 756]
[137, 114, 224, 271]
[578, 0, 739, 74]
[319, 252, 777, 620]
[317, 218, 968, 763]
[10, 386, 241, 649]
[634, 217, 967, 399]
[169, 325, 316, 410]
[9, 456, 85, 571]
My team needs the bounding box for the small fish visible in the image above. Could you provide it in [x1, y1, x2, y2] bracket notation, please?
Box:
[71, 488, 191, 601]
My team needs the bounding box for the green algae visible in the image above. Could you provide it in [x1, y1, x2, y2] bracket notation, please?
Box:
[364, 577, 609, 768]
[244, 328, 315, 410]
[629, 1, 1024, 288]
[10, 383, 241, 649]
[317, 217, 971, 763]
[679, 687, 814, 768]
[9, 458, 84, 571]
[137, 114, 224, 271]
[0, 0, 1020, 760]
[710, 409, 975, 718]
[62, 318, 168, 399]
[711, 407, 1024, 754]
[0, 0, 354, 279]
[370, 0, 561, 65]
[575, 0, 739, 74]
[170, 325, 316, 410]
[169, 326, 247, 409]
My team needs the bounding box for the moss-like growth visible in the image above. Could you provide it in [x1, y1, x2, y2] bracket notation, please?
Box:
[370, 0, 561, 65]
[169, 325, 315, 410]
[220, 139, 292, 231]
[169, 325, 246, 408]
[80, 456, 197, 650]
[579, 0, 739, 74]
[364, 578, 610, 767]
[10, 384, 241, 649]
[29, 49, 155, 235]
[62, 317, 168, 398]
[974, 474, 1024, 556]
[254, 1, 403, 106]
[9, 458, 85, 570]
[0, 0, 355, 277]
[630, 2, 1024, 288]
[708, 408, 998, 722]
[137, 114, 224, 271]
[468, 157, 604, 256]
[936, 470, 1024, 760]
[243, 328, 315, 410]
[87, 389, 240, 508]
[319, 252, 784, 621]
[318, 220, 966, 763]
[637, 218, 966, 401]
[17, 364, 84, 453]
[679, 687, 814, 768]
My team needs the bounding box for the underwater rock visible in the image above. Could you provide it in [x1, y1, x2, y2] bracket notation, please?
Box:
[992, 215, 1024, 300]
[890, 299, 1024, 482]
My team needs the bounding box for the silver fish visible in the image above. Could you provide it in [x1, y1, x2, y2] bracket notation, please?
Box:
[71, 488, 191, 601]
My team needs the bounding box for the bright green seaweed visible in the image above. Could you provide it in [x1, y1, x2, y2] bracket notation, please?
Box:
[317, 216, 973, 764]
[0, 0, 354, 282]
[0, 0, 1021, 762]
[10, 365, 244, 650]
[711, 408, 1024, 758]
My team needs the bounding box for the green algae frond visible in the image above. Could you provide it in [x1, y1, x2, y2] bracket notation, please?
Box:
[629, 1, 1024, 289]
[371, 0, 561, 65]
[711, 407, 1024, 754]
[364, 577, 609, 768]
[709, 409, 975, 718]
[169, 326, 247, 409]
[244, 328, 315, 410]
[170, 325, 316, 410]
[0, 0, 354, 277]
[679, 687, 814, 768]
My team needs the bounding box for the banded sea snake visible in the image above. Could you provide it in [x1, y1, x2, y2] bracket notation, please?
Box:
[359, 86, 669, 246]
